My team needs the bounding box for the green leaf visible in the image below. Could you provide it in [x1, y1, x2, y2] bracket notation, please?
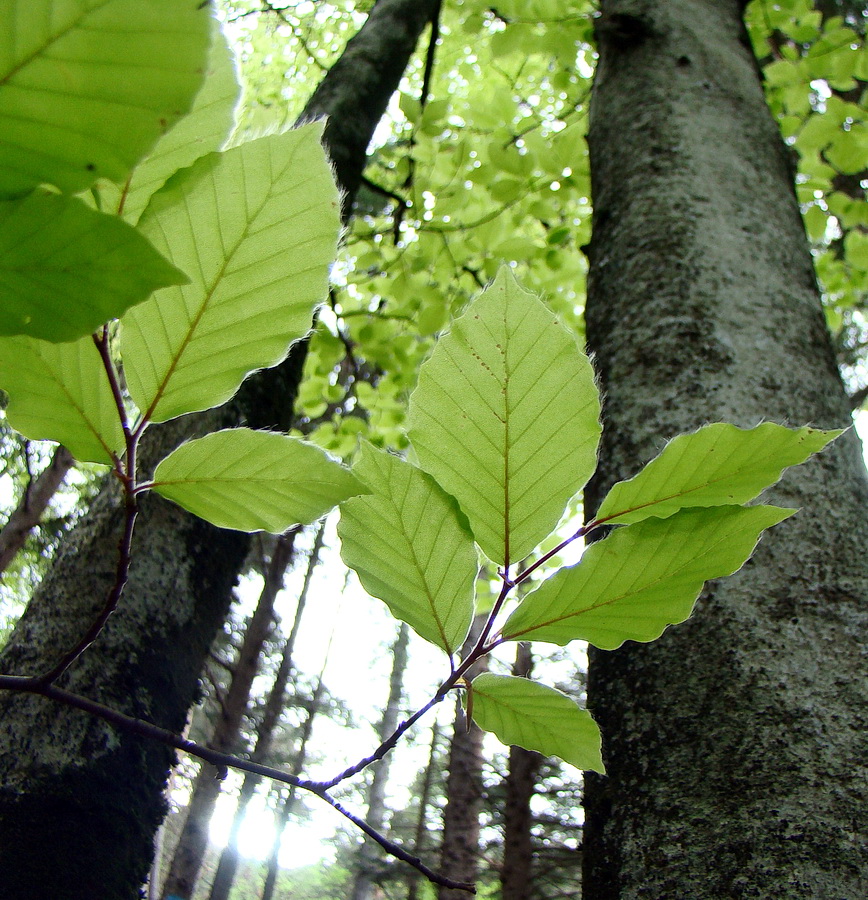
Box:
[0, 0, 212, 198]
[502, 505, 794, 649]
[0, 191, 188, 343]
[98, 22, 241, 225]
[466, 673, 604, 773]
[121, 123, 340, 423]
[337, 444, 476, 654]
[0, 334, 123, 464]
[595, 423, 840, 525]
[152, 428, 365, 533]
[409, 267, 601, 566]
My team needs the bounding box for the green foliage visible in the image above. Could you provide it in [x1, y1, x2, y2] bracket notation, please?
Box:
[467, 673, 603, 773]
[152, 429, 364, 533]
[0, 334, 123, 464]
[122, 123, 340, 423]
[409, 267, 601, 566]
[338, 444, 477, 653]
[0, 191, 187, 342]
[0, 0, 213, 199]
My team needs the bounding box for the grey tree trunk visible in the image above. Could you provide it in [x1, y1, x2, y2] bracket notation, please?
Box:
[161, 535, 294, 900]
[206, 524, 324, 900]
[0, 2, 440, 896]
[581, 2, 868, 898]
[437, 614, 489, 900]
[350, 622, 411, 900]
[500, 643, 541, 900]
[0, 444, 75, 575]
[406, 721, 442, 900]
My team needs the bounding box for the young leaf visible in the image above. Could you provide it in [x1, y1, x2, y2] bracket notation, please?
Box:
[338, 444, 476, 654]
[0, 0, 212, 198]
[502, 505, 794, 649]
[99, 23, 241, 225]
[0, 334, 123, 465]
[409, 267, 601, 567]
[121, 123, 341, 423]
[0, 191, 188, 343]
[595, 423, 841, 525]
[152, 428, 364, 533]
[466, 673, 604, 773]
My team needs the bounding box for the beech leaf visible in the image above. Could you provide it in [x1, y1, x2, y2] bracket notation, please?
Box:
[409, 267, 601, 567]
[152, 429, 365, 533]
[502, 505, 794, 649]
[467, 673, 604, 773]
[338, 444, 476, 654]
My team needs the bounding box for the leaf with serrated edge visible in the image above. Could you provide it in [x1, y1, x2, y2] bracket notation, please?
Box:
[152, 429, 365, 533]
[338, 444, 476, 653]
[98, 22, 241, 225]
[409, 267, 601, 567]
[595, 423, 841, 525]
[121, 123, 340, 423]
[0, 335, 123, 464]
[0, 0, 211, 198]
[503, 506, 794, 649]
[467, 673, 604, 773]
[0, 192, 188, 343]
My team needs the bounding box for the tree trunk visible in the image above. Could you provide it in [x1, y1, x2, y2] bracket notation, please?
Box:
[500, 643, 542, 900]
[406, 720, 442, 900]
[437, 614, 488, 900]
[0, 444, 75, 575]
[207, 524, 324, 900]
[581, 2, 868, 898]
[0, 2, 440, 896]
[161, 535, 294, 900]
[350, 622, 411, 900]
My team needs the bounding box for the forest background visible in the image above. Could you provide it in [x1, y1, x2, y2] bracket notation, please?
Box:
[0, 0, 866, 898]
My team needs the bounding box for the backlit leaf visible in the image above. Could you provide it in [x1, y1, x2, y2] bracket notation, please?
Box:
[0, 334, 123, 464]
[502, 506, 794, 649]
[409, 267, 601, 566]
[595, 423, 840, 525]
[152, 429, 364, 533]
[0, 191, 187, 343]
[467, 673, 604, 773]
[338, 444, 476, 653]
[121, 123, 340, 423]
[0, 0, 211, 198]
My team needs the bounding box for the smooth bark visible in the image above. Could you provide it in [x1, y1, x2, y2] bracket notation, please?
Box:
[581, 2, 868, 897]
[0, 2, 439, 896]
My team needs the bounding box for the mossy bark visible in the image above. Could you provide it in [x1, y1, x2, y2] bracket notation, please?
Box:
[582, 1, 868, 897]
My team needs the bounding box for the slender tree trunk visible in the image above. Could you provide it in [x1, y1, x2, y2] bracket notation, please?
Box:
[437, 614, 488, 900]
[0, 3, 439, 896]
[207, 524, 324, 900]
[260, 636, 333, 900]
[500, 643, 541, 900]
[0, 444, 75, 575]
[581, 2, 868, 898]
[350, 622, 411, 900]
[161, 535, 294, 900]
[406, 720, 442, 900]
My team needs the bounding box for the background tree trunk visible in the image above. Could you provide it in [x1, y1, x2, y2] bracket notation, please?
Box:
[350, 622, 411, 900]
[500, 643, 542, 900]
[206, 524, 323, 900]
[0, 3, 440, 896]
[581, 1, 868, 897]
[161, 534, 294, 900]
[406, 720, 442, 900]
[437, 614, 489, 900]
